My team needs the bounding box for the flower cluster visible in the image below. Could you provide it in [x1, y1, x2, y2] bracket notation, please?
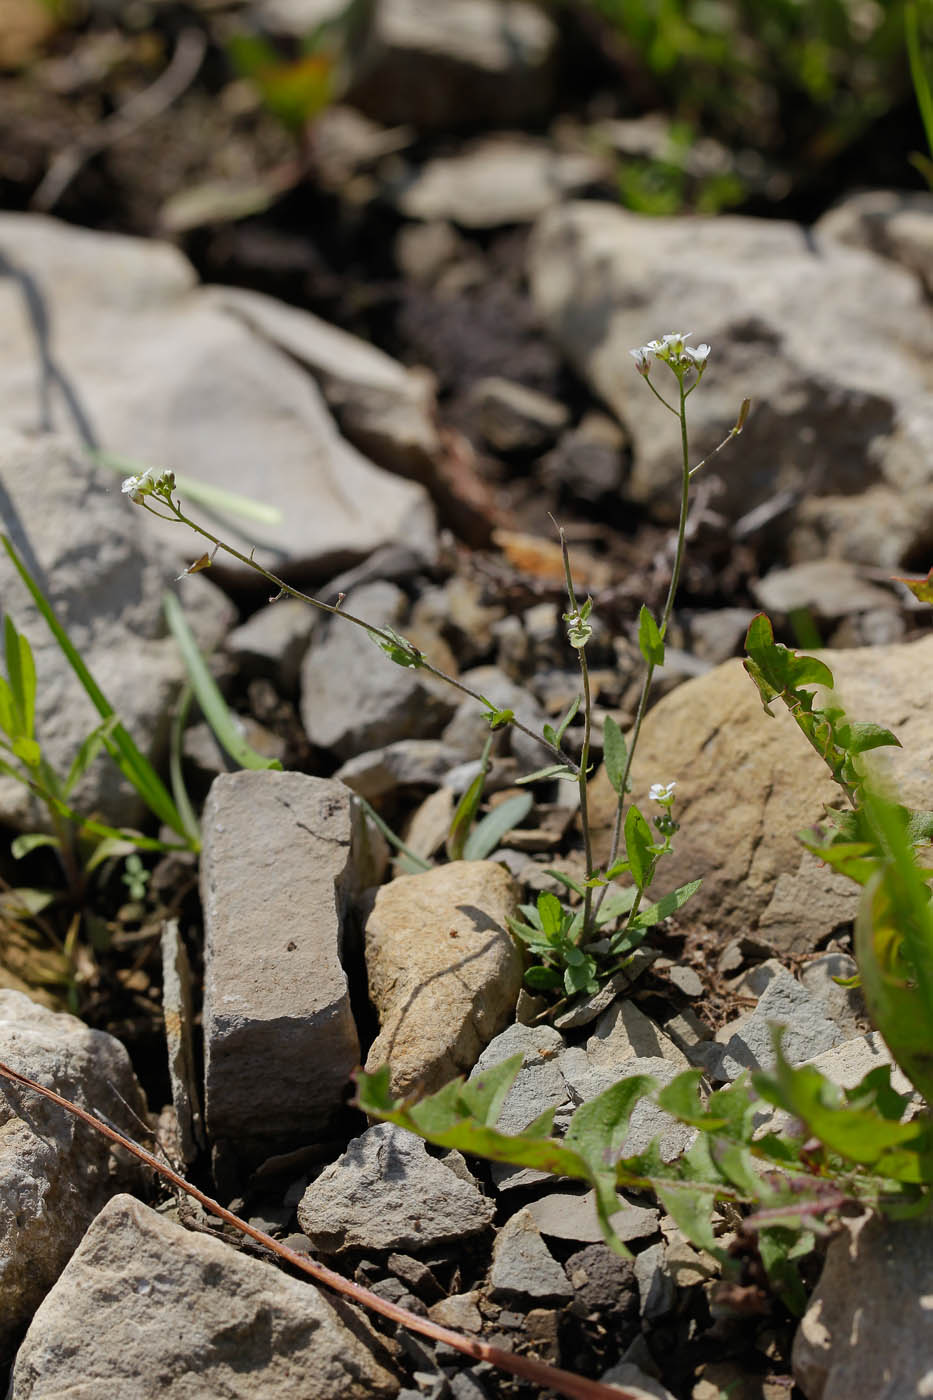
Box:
[121, 469, 176, 505]
[630, 333, 710, 380]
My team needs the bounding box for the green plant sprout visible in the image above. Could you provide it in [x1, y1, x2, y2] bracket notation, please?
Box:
[122, 332, 747, 1008]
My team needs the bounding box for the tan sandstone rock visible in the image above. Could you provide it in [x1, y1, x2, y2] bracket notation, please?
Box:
[587, 634, 933, 956]
[364, 861, 523, 1095]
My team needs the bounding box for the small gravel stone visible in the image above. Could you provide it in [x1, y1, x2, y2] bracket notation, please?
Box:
[489, 1209, 573, 1305]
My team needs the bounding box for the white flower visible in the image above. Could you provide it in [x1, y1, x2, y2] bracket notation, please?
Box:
[121, 469, 157, 504]
[648, 781, 676, 803]
[684, 343, 711, 369]
[629, 346, 652, 376]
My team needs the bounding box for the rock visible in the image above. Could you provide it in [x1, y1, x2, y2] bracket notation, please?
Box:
[334, 740, 466, 801]
[205, 283, 442, 485]
[301, 581, 458, 759]
[538, 412, 627, 507]
[668, 965, 704, 998]
[441, 664, 552, 776]
[0, 430, 233, 831]
[297, 1122, 495, 1253]
[714, 971, 844, 1082]
[633, 1242, 676, 1322]
[471, 1022, 568, 1135]
[816, 187, 933, 295]
[526, 1189, 658, 1247]
[393, 138, 603, 228]
[565, 1243, 639, 1329]
[587, 636, 933, 953]
[529, 202, 933, 566]
[160, 919, 204, 1164]
[8, 1194, 398, 1398]
[752, 559, 898, 620]
[688, 608, 758, 664]
[0, 213, 435, 582]
[201, 772, 364, 1155]
[364, 861, 523, 1096]
[225, 598, 317, 697]
[468, 376, 570, 453]
[792, 1212, 933, 1400]
[601, 1364, 677, 1400]
[559, 1051, 696, 1162]
[346, 0, 558, 131]
[0, 991, 147, 1363]
[799, 1030, 917, 1102]
[428, 1290, 483, 1332]
[402, 786, 456, 863]
[488, 1208, 573, 1304]
[585, 1001, 690, 1072]
[799, 952, 866, 1038]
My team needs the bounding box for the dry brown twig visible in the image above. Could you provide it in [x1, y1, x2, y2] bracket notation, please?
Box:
[0, 1057, 640, 1400]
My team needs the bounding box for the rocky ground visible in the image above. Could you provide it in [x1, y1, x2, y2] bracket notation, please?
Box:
[1, 2, 933, 1398]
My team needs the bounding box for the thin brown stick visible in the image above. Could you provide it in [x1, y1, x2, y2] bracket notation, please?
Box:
[0, 1058, 640, 1400]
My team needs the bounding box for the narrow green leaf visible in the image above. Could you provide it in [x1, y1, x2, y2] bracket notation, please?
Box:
[462, 790, 532, 861]
[4, 618, 36, 739]
[11, 736, 40, 768]
[164, 591, 283, 774]
[447, 736, 493, 861]
[624, 804, 653, 889]
[543, 868, 587, 898]
[593, 885, 639, 925]
[63, 717, 121, 798]
[629, 878, 702, 931]
[638, 605, 665, 667]
[457, 1054, 524, 1127]
[554, 694, 581, 746]
[354, 795, 432, 873]
[1, 536, 189, 838]
[603, 714, 629, 796]
[516, 764, 577, 785]
[11, 832, 60, 859]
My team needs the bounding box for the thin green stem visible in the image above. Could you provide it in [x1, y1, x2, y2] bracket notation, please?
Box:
[558, 528, 595, 936]
[148, 496, 577, 775]
[591, 374, 692, 924]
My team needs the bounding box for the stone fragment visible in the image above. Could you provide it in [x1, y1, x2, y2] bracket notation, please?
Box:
[752, 559, 897, 620]
[334, 740, 465, 801]
[538, 411, 627, 507]
[688, 608, 758, 664]
[0, 213, 435, 581]
[559, 1051, 696, 1162]
[346, 0, 558, 130]
[634, 1242, 676, 1321]
[601, 1364, 677, 1400]
[301, 581, 457, 759]
[816, 187, 933, 295]
[428, 1290, 483, 1332]
[297, 1123, 494, 1253]
[470, 1022, 569, 1191]
[586, 1000, 690, 1071]
[206, 283, 442, 483]
[201, 772, 363, 1154]
[529, 201, 933, 566]
[587, 637, 933, 952]
[0, 992, 147, 1363]
[714, 971, 845, 1082]
[0, 431, 232, 831]
[364, 861, 522, 1096]
[402, 786, 456, 862]
[160, 919, 203, 1163]
[8, 1194, 398, 1398]
[393, 138, 604, 227]
[667, 965, 704, 998]
[225, 597, 317, 697]
[526, 1190, 658, 1247]
[799, 951, 866, 1038]
[799, 1031, 917, 1102]
[792, 1213, 933, 1400]
[489, 1208, 573, 1304]
[566, 1243, 639, 1329]
[469, 375, 570, 453]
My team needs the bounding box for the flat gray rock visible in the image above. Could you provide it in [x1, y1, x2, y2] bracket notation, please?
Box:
[201, 771, 364, 1154]
[714, 970, 845, 1081]
[8, 1194, 398, 1399]
[393, 138, 604, 228]
[0, 213, 435, 582]
[297, 1122, 495, 1253]
[225, 597, 317, 697]
[529, 201, 933, 566]
[526, 1190, 658, 1247]
[817, 187, 933, 294]
[301, 581, 458, 759]
[0, 992, 147, 1363]
[793, 1213, 933, 1399]
[585, 1000, 689, 1072]
[334, 739, 466, 801]
[0, 430, 233, 831]
[489, 1207, 573, 1304]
